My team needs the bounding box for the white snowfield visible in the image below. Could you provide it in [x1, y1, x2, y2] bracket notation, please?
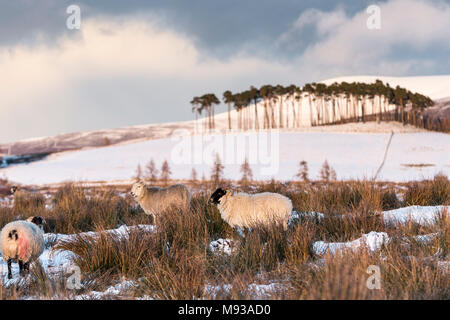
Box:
[2, 130, 448, 185]
[1, 74, 448, 184]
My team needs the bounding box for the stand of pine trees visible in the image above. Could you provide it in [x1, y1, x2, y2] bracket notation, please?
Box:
[191, 80, 447, 132]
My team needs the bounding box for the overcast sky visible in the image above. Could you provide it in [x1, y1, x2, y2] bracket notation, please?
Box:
[1, 0, 450, 143]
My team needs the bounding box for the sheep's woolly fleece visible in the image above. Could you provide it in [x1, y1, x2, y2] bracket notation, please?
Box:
[0, 224, 155, 284]
[131, 182, 191, 217]
[0, 220, 44, 263]
[217, 191, 292, 229]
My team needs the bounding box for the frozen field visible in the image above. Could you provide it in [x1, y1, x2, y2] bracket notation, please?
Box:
[1, 130, 448, 185]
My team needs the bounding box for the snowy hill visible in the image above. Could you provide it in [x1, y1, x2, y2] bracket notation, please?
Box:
[1, 74, 449, 158]
[1, 75, 449, 185]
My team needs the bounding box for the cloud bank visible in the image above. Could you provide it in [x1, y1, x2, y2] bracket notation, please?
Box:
[1, 0, 450, 143]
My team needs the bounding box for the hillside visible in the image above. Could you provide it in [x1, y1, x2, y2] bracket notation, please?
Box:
[1, 75, 449, 158]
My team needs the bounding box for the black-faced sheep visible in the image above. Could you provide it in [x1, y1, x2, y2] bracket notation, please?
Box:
[130, 181, 191, 222]
[209, 187, 292, 231]
[1, 216, 46, 279]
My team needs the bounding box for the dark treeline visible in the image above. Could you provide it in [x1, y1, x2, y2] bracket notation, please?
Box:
[190, 80, 445, 132]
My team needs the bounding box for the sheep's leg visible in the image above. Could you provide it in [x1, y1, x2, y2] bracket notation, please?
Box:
[19, 260, 25, 276]
[24, 262, 30, 275]
[7, 259, 12, 279]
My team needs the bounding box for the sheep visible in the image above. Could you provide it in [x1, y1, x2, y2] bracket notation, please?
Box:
[130, 181, 191, 222]
[10, 186, 18, 195]
[10, 185, 45, 209]
[209, 187, 292, 231]
[1, 216, 46, 279]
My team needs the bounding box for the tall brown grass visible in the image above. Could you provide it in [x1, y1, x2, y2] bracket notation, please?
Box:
[0, 174, 448, 299]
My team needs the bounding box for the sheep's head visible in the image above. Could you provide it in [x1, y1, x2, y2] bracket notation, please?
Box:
[26, 216, 46, 231]
[131, 181, 146, 199]
[209, 187, 227, 205]
[10, 186, 18, 195]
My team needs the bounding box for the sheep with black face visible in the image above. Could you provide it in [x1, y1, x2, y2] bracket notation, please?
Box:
[1, 216, 46, 279]
[209, 187, 292, 231]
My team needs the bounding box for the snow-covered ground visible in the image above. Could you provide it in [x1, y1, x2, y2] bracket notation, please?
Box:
[2, 129, 448, 185]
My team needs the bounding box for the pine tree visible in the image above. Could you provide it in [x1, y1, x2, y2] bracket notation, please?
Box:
[134, 164, 142, 180]
[295, 160, 309, 182]
[319, 160, 331, 181]
[160, 160, 171, 185]
[210, 153, 224, 184]
[319, 160, 337, 181]
[191, 168, 198, 182]
[330, 167, 337, 181]
[145, 159, 159, 182]
[240, 157, 253, 185]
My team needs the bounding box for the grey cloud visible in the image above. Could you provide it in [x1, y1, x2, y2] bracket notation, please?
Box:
[0, 0, 380, 60]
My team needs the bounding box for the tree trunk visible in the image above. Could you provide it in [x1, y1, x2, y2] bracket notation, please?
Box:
[263, 99, 269, 129]
[227, 103, 231, 130]
[254, 100, 259, 131]
[279, 97, 284, 128]
[291, 99, 296, 128]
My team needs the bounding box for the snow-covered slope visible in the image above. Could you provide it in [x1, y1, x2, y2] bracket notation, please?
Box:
[2, 74, 448, 157]
[322, 75, 450, 101]
[2, 130, 448, 185]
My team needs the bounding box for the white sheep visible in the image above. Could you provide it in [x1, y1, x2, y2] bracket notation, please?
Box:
[209, 187, 293, 231]
[1, 216, 46, 279]
[10, 185, 30, 197]
[10, 185, 45, 208]
[130, 181, 191, 222]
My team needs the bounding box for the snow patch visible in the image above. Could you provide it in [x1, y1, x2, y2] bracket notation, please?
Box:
[313, 231, 390, 255]
[383, 206, 448, 226]
[74, 279, 137, 300]
[289, 211, 325, 224]
[209, 239, 234, 256]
